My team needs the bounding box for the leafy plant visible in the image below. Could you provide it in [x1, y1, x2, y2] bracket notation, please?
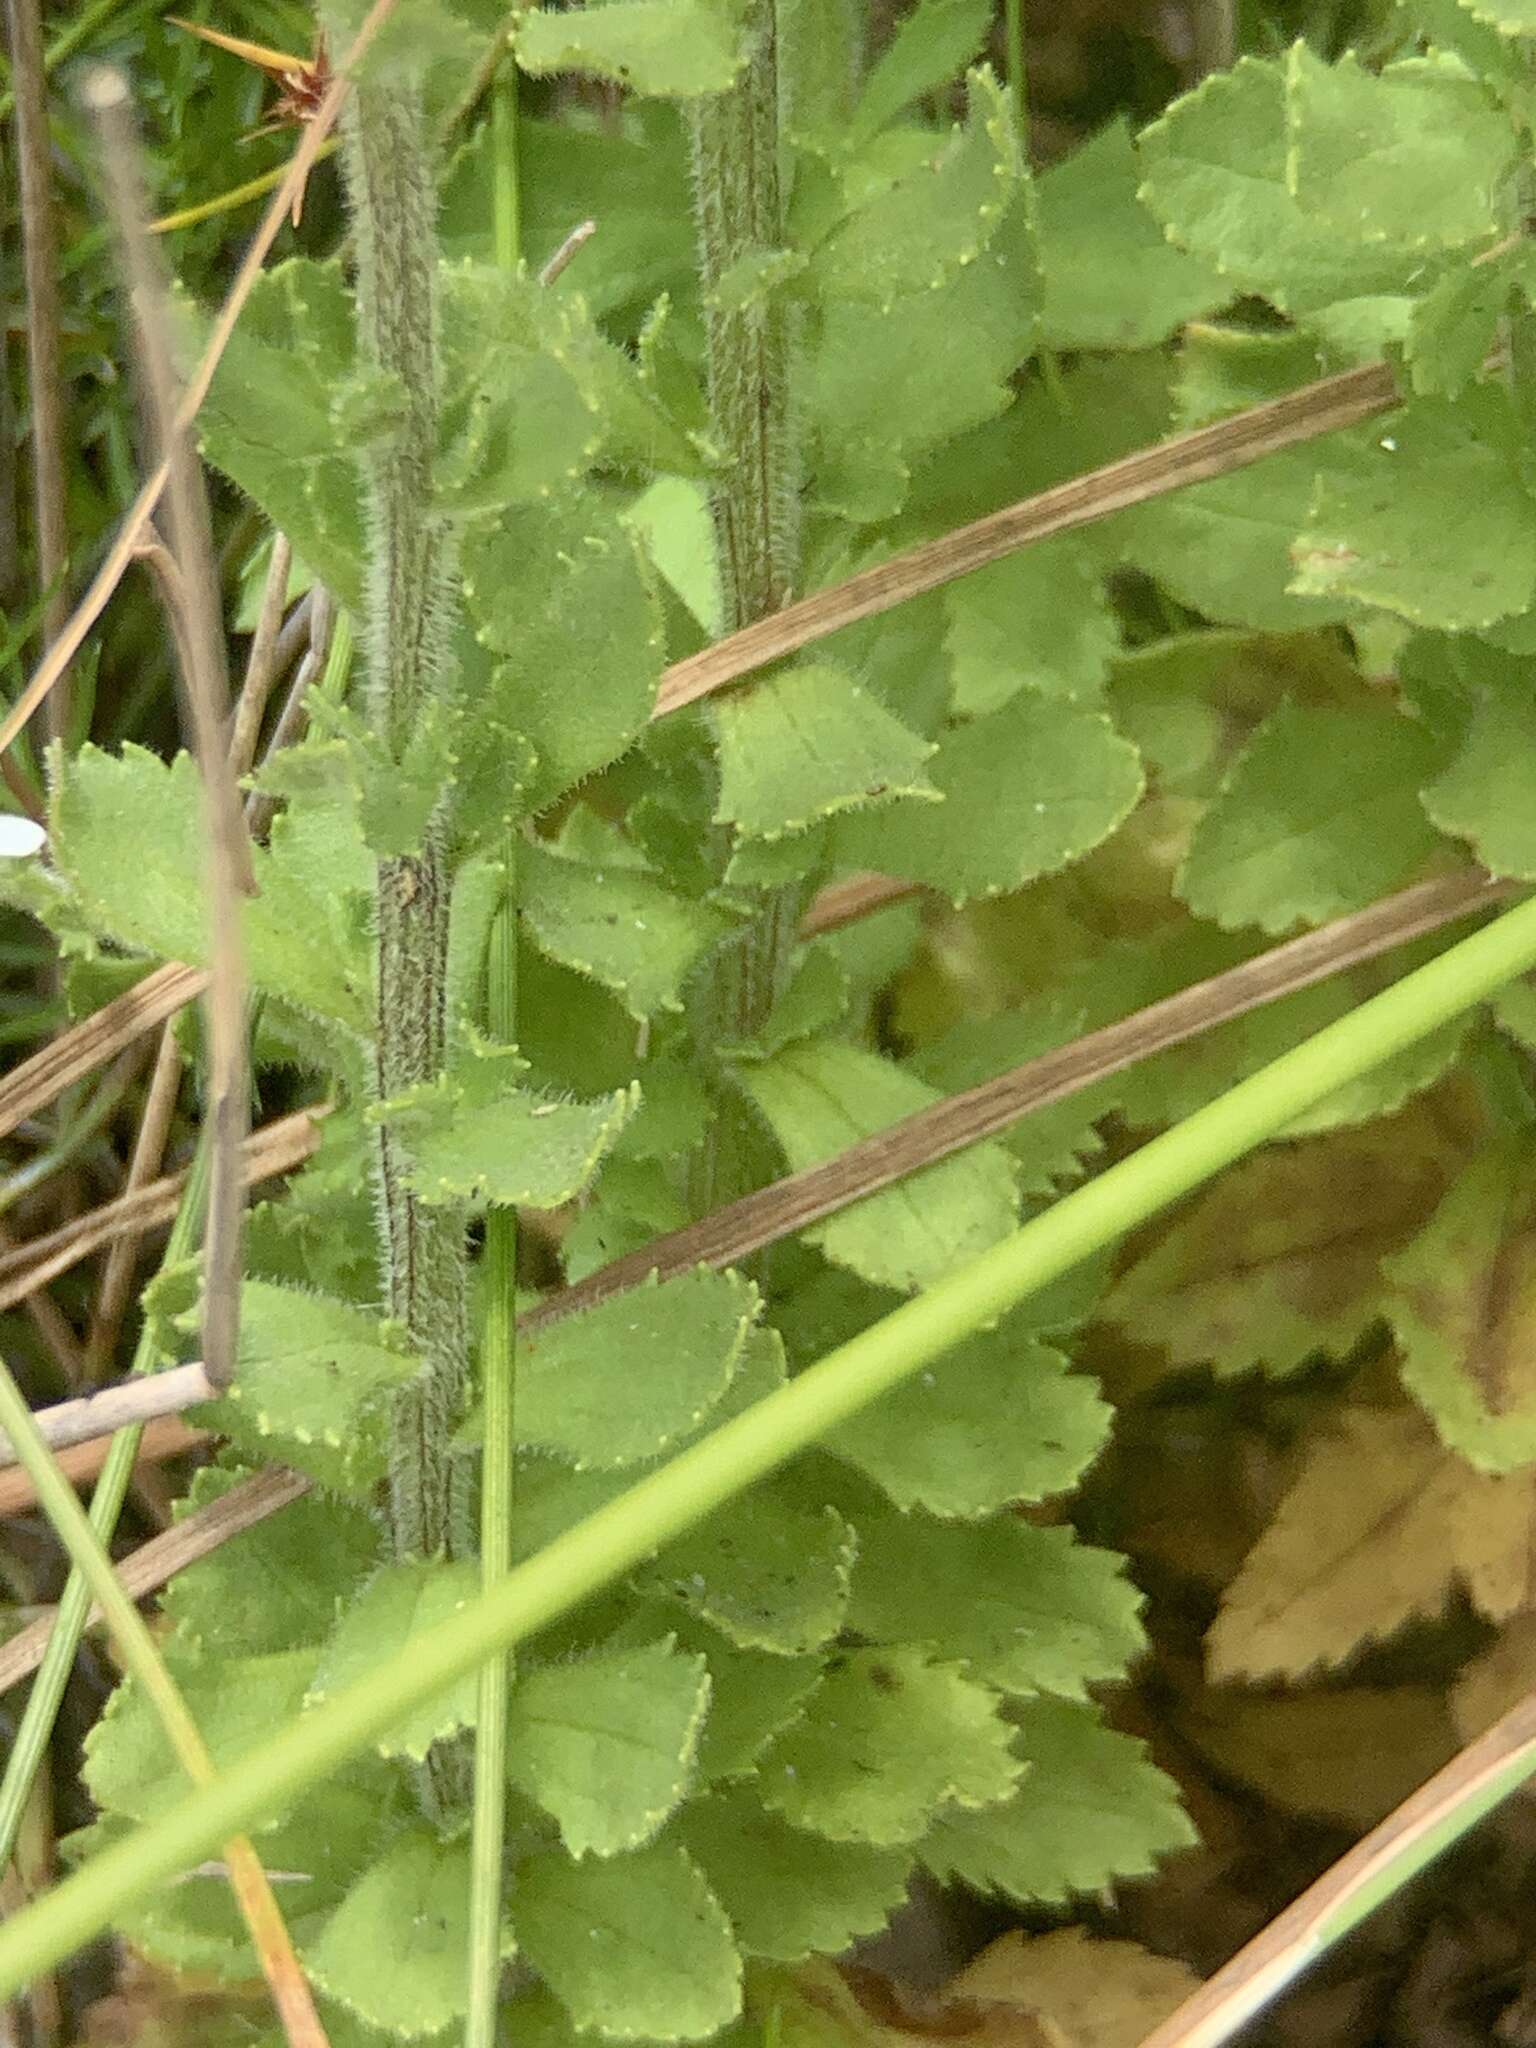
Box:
[13, 0, 1536, 2041]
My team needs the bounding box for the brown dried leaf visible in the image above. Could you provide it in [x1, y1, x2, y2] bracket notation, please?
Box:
[1100, 1102, 1468, 1377]
[950, 1930, 1201, 2048]
[1452, 1613, 1536, 1753]
[1207, 1407, 1468, 1683]
[1176, 1682, 1459, 1829]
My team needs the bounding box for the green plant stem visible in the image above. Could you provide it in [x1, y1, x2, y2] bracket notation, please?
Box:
[687, 0, 803, 1208]
[11, 882, 1536, 1989]
[335, 55, 469, 1563]
[0, 1139, 209, 1876]
[467, 874, 518, 2048]
[465, 80, 521, 2047]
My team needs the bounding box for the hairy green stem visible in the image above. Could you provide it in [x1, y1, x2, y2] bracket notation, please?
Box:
[687, 0, 803, 1208]
[12, 884, 1536, 1987]
[336, 60, 469, 1563]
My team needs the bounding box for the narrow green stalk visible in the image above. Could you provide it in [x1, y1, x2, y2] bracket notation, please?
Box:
[465, 84, 521, 2046]
[467, 873, 518, 2048]
[687, 0, 804, 1209]
[333, 48, 469, 1562]
[0, 1139, 208, 1875]
[10, 884, 1536, 1989]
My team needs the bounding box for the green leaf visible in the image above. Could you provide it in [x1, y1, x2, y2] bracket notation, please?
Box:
[521, 835, 735, 1020]
[1112, 327, 1358, 631]
[93, 1768, 406, 1987]
[160, 1468, 381, 1657]
[681, 1789, 908, 1962]
[306, 1828, 479, 2040]
[846, 0, 993, 145]
[803, 198, 1039, 523]
[944, 539, 1119, 714]
[512, 1842, 742, 2041]
[1136, 56, 1430, 313]
[1386, 1140, 1536, 1472]
[758, 1647, 1021, 1845]
[192, 1282, 421, 1496]
[464, 490, 665, 813]
[1422, 666, 1536, 879]
[198, 259, 365, 609]
[921, 1699, 1194, 1903]
[507, 1638, 710, 1856]
[520, 1269, 759, 1467]
[835, 694, 1143, 904]
[847, 1504, 1145, 1697]
[1408, 241, 1536, 400]
[713, 662, 937, 840]
[83, 1647, 317, 1826]
[50, 745, 370, 1032]
[1292, 388, 1536, 630]
[637, 1477, 857, 1654]
[811, 70, 1022, 309]
[307, 1560, 483, 1760]
[734, 1037, 1019, 1290]
[381, 1031, 639, 1208]
[1176, 700, 1446, 934]
[513, 0, 749, 95]
[825, 1327, 1111, 1518]
[1035, 118, 1227, 350]
[1285, 46, 1513, 253]
[441, 111, 695, 324]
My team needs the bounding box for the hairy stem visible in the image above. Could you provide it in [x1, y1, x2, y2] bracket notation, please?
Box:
[687, 0, 802, 1207]
[335, 62, 468, 1562]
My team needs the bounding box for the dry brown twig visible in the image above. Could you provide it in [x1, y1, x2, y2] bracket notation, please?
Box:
[3, 0, 70, 754]
[0, 1106, 323, 1317]
[90, 69, 254, 1395]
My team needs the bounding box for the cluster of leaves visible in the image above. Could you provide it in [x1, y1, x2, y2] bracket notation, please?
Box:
[17, 0, 1536, 2037]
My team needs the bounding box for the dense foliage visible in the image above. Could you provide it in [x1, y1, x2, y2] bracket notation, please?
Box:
[10, 0, 1536, 2039]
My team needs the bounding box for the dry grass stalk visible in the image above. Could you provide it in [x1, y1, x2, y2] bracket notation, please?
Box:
[0, 1416, 207, 1520]
[0, 1107, 323, 1315]
[0, 963, 208, 1144]
[0, 0, 398, 766]
[653, 361, 1400, 718]
[89, 69, 253, 1395]
[0, 1464, 309, 1693]
[3, 0, 70, 751]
